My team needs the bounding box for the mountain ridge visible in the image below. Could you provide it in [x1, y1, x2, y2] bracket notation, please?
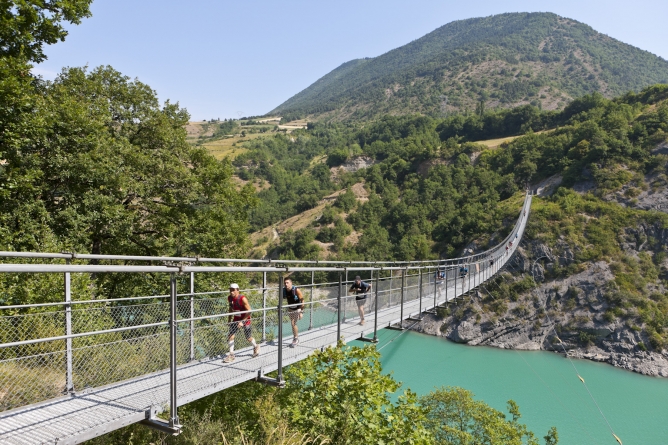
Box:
[270, 12, 668, 121]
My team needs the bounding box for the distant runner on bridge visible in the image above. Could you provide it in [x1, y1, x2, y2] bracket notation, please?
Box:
[224, 283, 260, 363]
[435, 267, 445, 283]
[283, 277, 304, 348]
[349, 276, 371, 325]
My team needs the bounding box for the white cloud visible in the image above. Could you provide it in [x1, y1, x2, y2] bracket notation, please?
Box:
[30, 67, 59, 80]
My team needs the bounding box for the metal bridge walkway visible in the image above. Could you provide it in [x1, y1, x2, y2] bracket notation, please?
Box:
[0, 196, 531, 445]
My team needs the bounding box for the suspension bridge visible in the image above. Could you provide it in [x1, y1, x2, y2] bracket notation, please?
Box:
[0, 194, 531, 444]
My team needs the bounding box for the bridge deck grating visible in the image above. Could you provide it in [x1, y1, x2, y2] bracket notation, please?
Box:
[0, 282, 476, 445]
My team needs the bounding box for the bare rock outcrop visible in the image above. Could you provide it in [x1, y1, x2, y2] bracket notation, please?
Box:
[414, 244, 668, 377]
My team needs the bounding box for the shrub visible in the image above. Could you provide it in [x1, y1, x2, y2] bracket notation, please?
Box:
[436, 306, 451, 319]
[578, 331, 594, 346]
[333, 188, 356, 212]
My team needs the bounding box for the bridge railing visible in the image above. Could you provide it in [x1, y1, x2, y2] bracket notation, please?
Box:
[0, 193, 531, 433]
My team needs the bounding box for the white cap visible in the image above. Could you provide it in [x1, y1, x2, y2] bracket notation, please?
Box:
[229, 283, 239, 289]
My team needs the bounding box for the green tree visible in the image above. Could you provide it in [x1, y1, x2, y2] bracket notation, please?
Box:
[1, 66, 257, 301]
[333, 187, 356, 212]
[420, 386, 557, 445]
[0, 0, 92, 63]
[279, 343, 432, 445]
[354, 223, 393, 260]
[544, 427, 559, 445]
[2, 66, 256, 258]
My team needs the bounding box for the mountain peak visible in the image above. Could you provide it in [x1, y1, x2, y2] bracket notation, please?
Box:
[271, 12, 668, 121]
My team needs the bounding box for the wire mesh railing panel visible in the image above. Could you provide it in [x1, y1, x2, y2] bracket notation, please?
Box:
[71, 325, 171, 391]
[0, 312, 65, 357]
[192, 317, 241, 360]
[0, 194, 531, 424]
[0, 349, 66, 411]
[72, 301, 170, 334]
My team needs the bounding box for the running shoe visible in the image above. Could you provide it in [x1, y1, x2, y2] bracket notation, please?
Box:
[253, 345, 260, 357]
[290, 338, 299, 348]
[223, 354, 235, 363]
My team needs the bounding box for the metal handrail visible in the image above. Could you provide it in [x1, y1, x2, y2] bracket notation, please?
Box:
[0, 192, 529, 267]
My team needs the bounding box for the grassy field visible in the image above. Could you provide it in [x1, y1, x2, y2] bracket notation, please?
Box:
[201, 133, 273, 160]
[474, 135, 520, 149]
[202, 138, 250, 160]
[188, 116, 308, 160]
[474, 130, 550, 149]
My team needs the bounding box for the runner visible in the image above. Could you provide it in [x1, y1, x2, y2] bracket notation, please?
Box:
[435, 267, 445, 283]
[283, 277, 304, 348]
[224, 283, 260, 363]
[349, 276, 371, 325]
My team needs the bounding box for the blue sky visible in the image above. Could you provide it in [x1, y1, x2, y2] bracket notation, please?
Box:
[34, 0, 668, 121]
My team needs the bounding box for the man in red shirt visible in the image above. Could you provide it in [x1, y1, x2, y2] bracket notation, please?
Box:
[224, 283, 260, 363]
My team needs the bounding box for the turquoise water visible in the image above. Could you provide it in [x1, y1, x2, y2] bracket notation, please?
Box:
[352, 330, 668, 445]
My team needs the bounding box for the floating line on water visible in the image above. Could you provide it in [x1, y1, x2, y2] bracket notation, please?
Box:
[533, 283, 620, 443]
[485, 255, 620, 443]
[514, 349, 601, 445]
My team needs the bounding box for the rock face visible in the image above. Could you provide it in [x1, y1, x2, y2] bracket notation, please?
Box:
[415, 147, 668, 377]
[415, 241, 668, 378]
[334, 156, 376, 173]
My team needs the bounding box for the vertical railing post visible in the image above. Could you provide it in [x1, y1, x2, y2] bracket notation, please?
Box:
[433, 266, 437, 309]
[169, 273, 179, 429]
[400, 268, 405, 328]
[370, 268, 374, 309]
[390, 272, 393, 306]
[277, 275, 284, 382]
[372, 271, 379, 342]
[64, 264, 73, 394]
[189, 272, 195, 362]
[418, 268, 423, 315]
[337, 272, 342, 343]
[262, 272, 267, 342]
[473, 262, 477, 290]
[309, 270, 314, 330]
[445, 265, 449, 306]
[458, 263, 462, 305]
[343, 269, 348, 322]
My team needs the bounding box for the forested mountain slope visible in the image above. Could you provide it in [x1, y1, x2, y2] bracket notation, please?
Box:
[239, 85, 668, 372]
[271, 12, 668, 122]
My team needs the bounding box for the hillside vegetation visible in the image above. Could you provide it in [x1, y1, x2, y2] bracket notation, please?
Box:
[271, 12, 668, 122]
[243, 85, 668, 352]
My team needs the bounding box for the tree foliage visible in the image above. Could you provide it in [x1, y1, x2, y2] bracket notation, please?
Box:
[420, 387, 557, 445]
[279, 344, 432, 445]
[256, 85, 668, 264]
[0, 10, 256, 303]
[1, 66, 256, 257]
[0, 0, 92, 63]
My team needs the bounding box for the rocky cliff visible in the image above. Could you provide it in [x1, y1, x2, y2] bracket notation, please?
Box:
[415, 176, 668, 377]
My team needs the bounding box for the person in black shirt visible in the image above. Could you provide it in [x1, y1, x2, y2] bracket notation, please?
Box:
[349, 276, 371, 325]
[283, 278, 304, 347]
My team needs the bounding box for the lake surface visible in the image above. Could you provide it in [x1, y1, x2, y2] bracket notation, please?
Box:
[351, 330, 668, 445]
